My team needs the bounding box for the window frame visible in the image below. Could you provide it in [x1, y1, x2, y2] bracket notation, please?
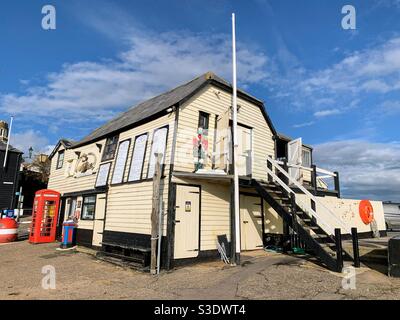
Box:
[147, 125, 169, 179]
[110, 139, 131, 185]
[101, 135, 119, 162]
[56, 150, 65, 169]
[95, 161, 112, 188]
[127, 132, 149, 183]
[302, 148, 312, 168]
[81, 195, 96, 221]
[198, 111, 210, 135]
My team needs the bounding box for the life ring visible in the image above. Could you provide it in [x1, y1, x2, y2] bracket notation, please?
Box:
[359, 200, 374, 225]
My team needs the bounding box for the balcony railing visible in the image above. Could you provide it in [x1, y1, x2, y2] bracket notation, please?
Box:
[274, 159, 340, 197]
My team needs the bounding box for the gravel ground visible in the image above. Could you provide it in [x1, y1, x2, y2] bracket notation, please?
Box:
[1, 240, 400, 300]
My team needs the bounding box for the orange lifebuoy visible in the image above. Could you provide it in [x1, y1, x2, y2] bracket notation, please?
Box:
[359, 200, 374, 225]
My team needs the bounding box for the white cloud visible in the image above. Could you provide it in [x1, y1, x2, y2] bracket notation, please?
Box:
[379, 100, 400, 115]
[313, 109, 342, 118]
[293, 121, 314, 128]
[10, 130, 52, 156]
[360, 79, 391, 93]
[283, 36, 400, 116]
[0, 29, 270, 124]
[313, 140, 400, 200]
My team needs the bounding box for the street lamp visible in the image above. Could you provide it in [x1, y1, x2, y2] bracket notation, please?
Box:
[28, 147, 33, 159]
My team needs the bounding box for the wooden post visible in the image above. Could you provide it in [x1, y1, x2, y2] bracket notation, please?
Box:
[311, 165, 317, 195]
[335, 228, 344, 272]
[267, 158, 273, 183]
[290, 193, 297, 248]
[283, 160, 289, 186]
[351, 227, 360, 268]
[334, 171, 340, 198]
[150, 153, 162, 275]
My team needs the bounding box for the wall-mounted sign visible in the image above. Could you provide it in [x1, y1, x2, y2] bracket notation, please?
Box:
[75, 152, 97, 178]
[148, 126, 168, 178]
[95, 162, 111, 187]
[185, 201, 192, 212]
[111, 140, 130, 184]
[128, 133, 148, 182]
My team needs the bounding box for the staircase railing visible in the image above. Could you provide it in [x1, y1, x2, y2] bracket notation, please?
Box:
[266, 157, 351, 236]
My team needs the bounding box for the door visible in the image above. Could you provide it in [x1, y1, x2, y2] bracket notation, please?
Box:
[237, 125, 252, 176]
[68, 197, 77, 220]
[92, 194, 106, 247]
[214, 109, 230, 171]
[56, 199, 66, 240]
[287, 138, 302, 182]
[174, 185, 200, 259]
[240, 195, 263, 250]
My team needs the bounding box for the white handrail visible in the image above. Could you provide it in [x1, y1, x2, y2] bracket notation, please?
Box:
[267, 158, 351, 235]
[265, 166, 334, 235]
[316, 167, 337, 177]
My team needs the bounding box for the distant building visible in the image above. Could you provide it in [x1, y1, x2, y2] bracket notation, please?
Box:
[0, 120, 23, 211]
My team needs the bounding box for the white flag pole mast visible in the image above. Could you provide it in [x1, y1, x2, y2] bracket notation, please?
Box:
[3, 116, 13, 169]
[232, 13, 241, 264]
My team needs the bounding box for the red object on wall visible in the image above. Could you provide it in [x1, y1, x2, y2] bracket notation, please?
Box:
[0, 218, 18, 243]
[359, 200, 374, 225]
[29, 190, 60, 244]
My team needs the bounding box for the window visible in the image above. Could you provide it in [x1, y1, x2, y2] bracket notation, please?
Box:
[128, 133, 148, 182]
[147, 126, 169, 178]
[102, 135, 119, 161]
[302, 148, 312, 167]
[111, 140, 130, 184]
[81, 196, 96, 220]
[198, 111, 209, 135]
[56, 150, 65, 169]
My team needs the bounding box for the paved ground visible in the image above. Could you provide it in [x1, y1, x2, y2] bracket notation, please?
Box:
[2, 239, 400, 300]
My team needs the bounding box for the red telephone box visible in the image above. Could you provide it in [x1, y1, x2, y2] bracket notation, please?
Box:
[29, 190, 61, 244]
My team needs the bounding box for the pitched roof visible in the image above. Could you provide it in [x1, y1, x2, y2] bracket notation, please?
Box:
[72, 71, 275, 147]
[276, 132, 313, 150]
[48, 139, 75, 159]
[0, 141, 22, 154]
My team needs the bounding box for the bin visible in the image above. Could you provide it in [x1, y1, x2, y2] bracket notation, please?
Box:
[0, 218, 18, 243]
[60, 221, 77, 249]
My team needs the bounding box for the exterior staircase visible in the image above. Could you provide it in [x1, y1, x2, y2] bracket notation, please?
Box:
[252, 158, 354, 272]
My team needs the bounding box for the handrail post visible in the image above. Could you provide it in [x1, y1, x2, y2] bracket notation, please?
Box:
[283, 159, 289, 186]
[334, 171, 340, 198]
[351, 227, 360, 268]
[311, 165, 317, 195]
[290, 192, 297, 248]
[335, 228, 344, 272]
[267, 158, 273, 183]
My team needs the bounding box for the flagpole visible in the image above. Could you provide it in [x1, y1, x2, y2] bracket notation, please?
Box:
[232, 13, 241, 264]
[3, 116, 13, 169]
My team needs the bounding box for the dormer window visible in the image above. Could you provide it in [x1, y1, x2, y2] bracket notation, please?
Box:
[102, 135, 119, 161]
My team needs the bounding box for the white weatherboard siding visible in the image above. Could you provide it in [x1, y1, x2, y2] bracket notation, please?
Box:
[104, 114, 175, 236]
[48, 141, 106, 194]
[172, 177, 231, 251]
[174, 85, 275, 179]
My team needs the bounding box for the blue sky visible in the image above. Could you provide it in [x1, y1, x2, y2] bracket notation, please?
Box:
[1, 0, 400, 200]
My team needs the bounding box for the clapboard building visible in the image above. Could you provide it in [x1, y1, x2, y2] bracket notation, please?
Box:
[47, 72, 386, 272]
[0, 121, 23, 211]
